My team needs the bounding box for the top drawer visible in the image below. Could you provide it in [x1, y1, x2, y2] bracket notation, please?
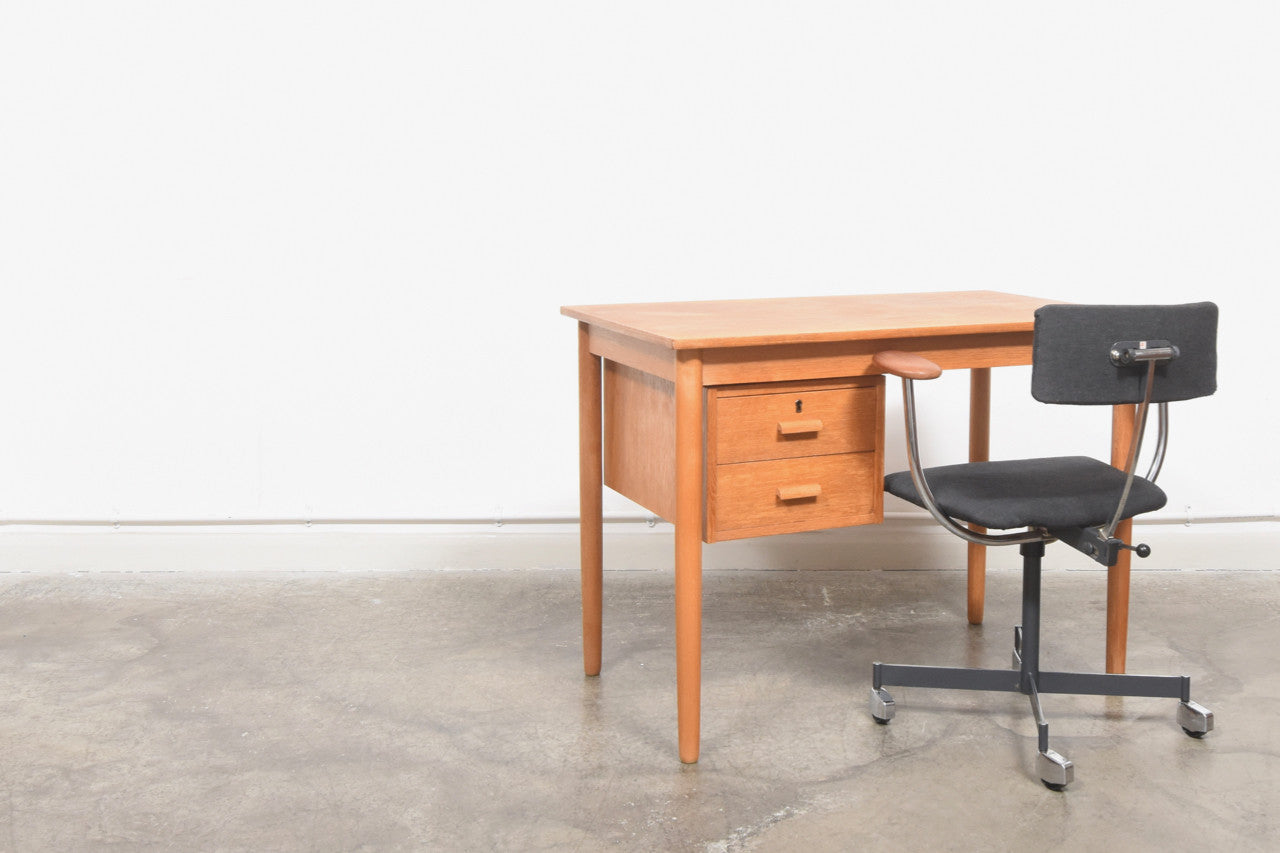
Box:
[712, 378, 882, 464]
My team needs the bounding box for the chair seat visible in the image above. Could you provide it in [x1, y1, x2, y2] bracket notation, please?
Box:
[884, 456, 1167, 531]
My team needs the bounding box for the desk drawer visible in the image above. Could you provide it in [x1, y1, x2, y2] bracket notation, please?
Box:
[708, 452, 881, 540]
[705, 377, 885, 542]
[714, 382, 880, 464]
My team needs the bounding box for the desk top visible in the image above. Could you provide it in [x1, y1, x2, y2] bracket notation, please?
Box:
[562, 291, 1059, 350]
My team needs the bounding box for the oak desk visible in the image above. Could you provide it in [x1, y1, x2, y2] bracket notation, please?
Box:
[561, 291, 1140, 763]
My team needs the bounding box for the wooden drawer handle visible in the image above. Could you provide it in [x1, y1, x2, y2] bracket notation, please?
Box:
[777, 483, 822, 502]
[777, 418, 823, 436]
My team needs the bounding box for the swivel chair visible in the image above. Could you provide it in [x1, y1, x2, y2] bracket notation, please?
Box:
[868, 302, 1218, 790]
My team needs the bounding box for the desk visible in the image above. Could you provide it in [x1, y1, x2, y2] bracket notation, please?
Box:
[561, 291, 1139, 763]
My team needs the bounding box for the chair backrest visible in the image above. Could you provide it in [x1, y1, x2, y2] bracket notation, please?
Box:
[1031, 302, 1218, 405]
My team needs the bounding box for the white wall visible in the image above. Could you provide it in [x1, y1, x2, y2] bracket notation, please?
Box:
[1, 4, 1276, 558]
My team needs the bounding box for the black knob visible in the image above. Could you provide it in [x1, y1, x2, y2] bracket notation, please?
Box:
[1117, 540, 1152, 558]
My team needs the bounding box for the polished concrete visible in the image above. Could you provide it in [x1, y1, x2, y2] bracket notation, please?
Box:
[1, 566, 1277, 852]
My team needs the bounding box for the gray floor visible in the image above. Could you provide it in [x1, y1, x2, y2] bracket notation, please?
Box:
[1, 566, 1276, 852]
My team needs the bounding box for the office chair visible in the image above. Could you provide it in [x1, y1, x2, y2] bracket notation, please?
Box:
[868, 302, 1218, 790]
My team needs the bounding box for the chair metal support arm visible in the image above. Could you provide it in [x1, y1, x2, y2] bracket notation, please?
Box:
[1146, 403, 1169, 483]
[896, 374, 1046, 548]
[1104, 359, 1155, 536]
[1104, 359, 1166, 537]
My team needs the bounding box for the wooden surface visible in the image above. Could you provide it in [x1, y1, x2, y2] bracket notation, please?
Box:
[562, 291, 1056, 350]
[712, 381, 879, 464]
[872, 350, 944, 380]
[705, 377, 883, 543]
[698, 332, 1035, 385]
[576, 323, 603, 677]
[709, 452, 880, 540]
[967, 368, 992, 625]
[1108, 404, 1138, 674]
[603, 362, 675, 521]
[674, 351, 704, 763]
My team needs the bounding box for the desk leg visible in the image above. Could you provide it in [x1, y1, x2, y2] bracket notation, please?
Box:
[578, 323, 603, 677]
[674, 350, 704, 764]
[966, 368, 991, 625]
[1107, 404, 1137, 674]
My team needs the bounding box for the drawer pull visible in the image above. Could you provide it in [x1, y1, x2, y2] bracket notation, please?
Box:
[777, 483, 822, 502]
[777, 418, 823, 436]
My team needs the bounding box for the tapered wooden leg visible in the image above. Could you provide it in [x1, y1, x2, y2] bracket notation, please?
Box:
[1107, 404, 1137, 674]
[577, 323, 603, 677]
[674, 350, 704, 763]
[966, 368, 991, 624]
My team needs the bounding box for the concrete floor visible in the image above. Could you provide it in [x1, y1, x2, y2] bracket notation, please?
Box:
[0, 566, 1276, 852]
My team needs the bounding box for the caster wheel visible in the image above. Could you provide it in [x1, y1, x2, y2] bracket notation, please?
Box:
[1178, 700, 1213, 738]
[870, 687, 895, 724]
[1037, 748, 1074, 790]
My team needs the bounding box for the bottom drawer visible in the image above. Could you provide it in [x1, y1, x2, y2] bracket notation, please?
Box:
[708, 452, 881, 541]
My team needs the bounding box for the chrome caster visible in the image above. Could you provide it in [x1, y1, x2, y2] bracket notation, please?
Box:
[870, 687, 895, 724]
[1178, 700, 1214, 738]
[1038, 748, 1074, 791]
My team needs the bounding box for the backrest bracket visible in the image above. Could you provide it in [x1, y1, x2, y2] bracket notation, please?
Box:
[1110, 340, 1179, 367]
[1105, 341, 1178, 536]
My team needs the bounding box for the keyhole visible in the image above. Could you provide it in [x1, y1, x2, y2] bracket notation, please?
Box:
[795, 399, 803, 413]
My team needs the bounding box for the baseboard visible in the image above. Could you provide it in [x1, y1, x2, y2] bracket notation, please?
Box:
[1, 519, 1276, 574]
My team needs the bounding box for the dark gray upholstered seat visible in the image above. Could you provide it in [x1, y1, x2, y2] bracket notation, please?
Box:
[884, 456, 1167, 531]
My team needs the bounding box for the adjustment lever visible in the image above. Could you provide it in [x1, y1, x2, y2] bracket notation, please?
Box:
[1118, 541, 1151, 558]
[1048, 526, 1152, 566]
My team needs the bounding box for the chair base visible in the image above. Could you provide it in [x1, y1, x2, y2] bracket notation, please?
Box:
[869, 542, 1213, 789]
